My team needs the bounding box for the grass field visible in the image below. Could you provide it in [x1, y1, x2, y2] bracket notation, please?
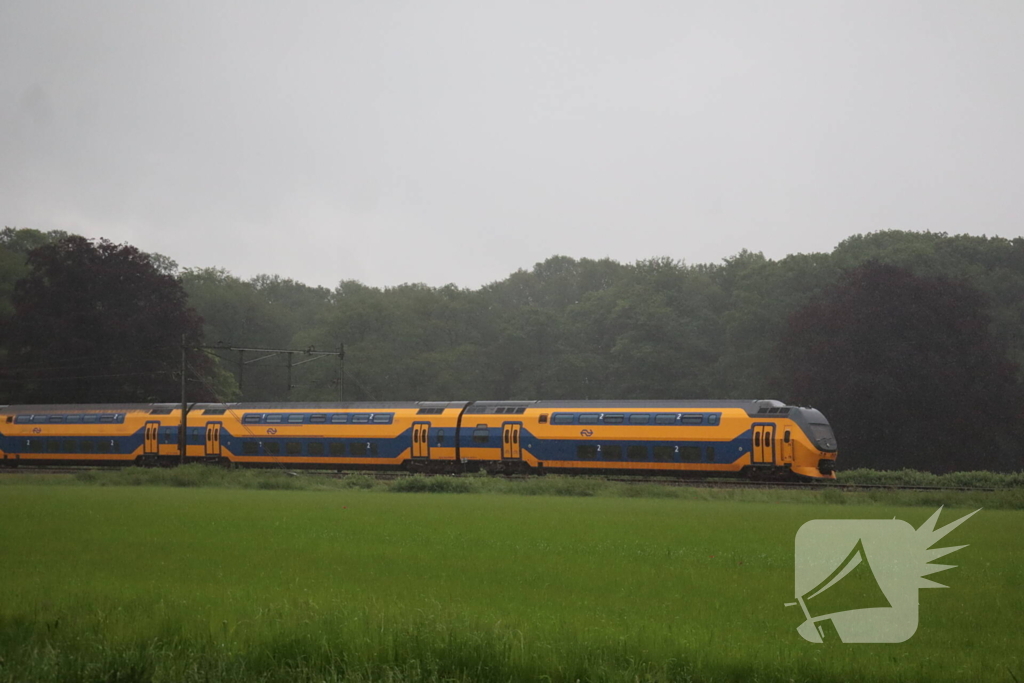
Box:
[0, 483, 1021, 682]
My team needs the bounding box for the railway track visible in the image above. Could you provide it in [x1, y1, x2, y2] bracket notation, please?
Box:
[0, 465, 1006, 493]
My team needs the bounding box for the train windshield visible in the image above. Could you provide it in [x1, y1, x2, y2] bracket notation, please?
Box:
[809, 423, 837, 452]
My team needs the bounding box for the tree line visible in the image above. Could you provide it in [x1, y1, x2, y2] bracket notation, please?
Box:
[1, 226, 1022, 473]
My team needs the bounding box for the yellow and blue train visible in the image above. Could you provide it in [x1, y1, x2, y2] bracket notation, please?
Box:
[0, 400, 837, 479]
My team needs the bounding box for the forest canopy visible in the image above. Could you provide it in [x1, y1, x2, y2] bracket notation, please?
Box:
[1, 227, 1022, 472]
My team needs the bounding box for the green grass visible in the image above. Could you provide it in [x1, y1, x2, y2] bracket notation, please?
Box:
[0, 485, 1020, 682]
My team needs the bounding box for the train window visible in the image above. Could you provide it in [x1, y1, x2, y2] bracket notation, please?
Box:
[32, 416, 49, 423]
[243, 441, 259, 455]
[653, 445, 674, 461]
[97, 440, 111, 454]
[417, 407, 444, 415]
[329, 441, 346, 456]
[82, 415, 98, 423]
[437, 429, 445, 445]
[370, 442, 379, 456]
[627, 445, 648, 461]
[330, 414, 349, 423]
[63, 440, 76, 452]
[309, 414, 327, 423]
[707, 414, 720, 426]
[79, 440, 94, 453]
[680, 446, 701, 461]
[504, 430, 510, 443]
[515, 407, 527, 414]
[287, 414, 305, 424]
[754, 432, 761, 447]
[351, 414, 370, 424]
[47, 440, 61, 453]
[784, 430, 791, 444]
[578, 414, 599, 424]
[705, 446, 715, 461]
[99, 415, 115, 423]
[603, 414, 624, 424]
[150, 408, 173, 415]
[66, 415, 82, 423]
[655, 414, 676, 425]
[203, 409, 226, 415]
[243, 414, 263, 424]
[265, 415, 283, 424]
[111, 441, 120, 453]
[5, 415, 11, 423]
[473, 426, 490, 443]
[680, 414, 703, 425]
[602, 444, 623, 460]
[577, 444, 598, 460]
[265, 441, 281, 455]
[15, 415, 31, 424]
[372, 414, 393, 424]
[308, 442, 324, 456]
[552, 414, 574, 425]
[30, 440, 43, 453]
[350, 442, 368, 456]
[286, 442, 302, 455]
[629, 414, 651, 425]
[538, 414, 548, 424]
[48, 416, 65, 423]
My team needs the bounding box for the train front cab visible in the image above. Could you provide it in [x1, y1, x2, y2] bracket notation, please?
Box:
[782, 408, 837, 480]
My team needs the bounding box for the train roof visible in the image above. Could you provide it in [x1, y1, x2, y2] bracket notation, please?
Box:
[0, 399, 787, 413]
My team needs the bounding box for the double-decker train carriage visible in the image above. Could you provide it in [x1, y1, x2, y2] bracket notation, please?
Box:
[0, 399, 837, 479]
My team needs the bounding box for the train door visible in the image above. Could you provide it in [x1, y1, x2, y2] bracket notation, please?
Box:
[412, 421, 431, 459]
[501, 422, 522, 460]
[780, 427, 794, 463]
[205, 422, 222, 457]
[762, 424, 776, 465]
[144, 421, 160, 456]
[752, 424, 776, 464]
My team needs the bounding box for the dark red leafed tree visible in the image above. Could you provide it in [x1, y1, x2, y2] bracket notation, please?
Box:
[778, 262, 1023, 472]
[5, 236, 218, 403]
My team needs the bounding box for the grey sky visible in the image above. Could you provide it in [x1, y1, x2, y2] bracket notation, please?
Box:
[2, 1, 1022, 289]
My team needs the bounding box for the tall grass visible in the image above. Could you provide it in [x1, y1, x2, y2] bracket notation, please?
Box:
[3, 465, 1023, 509]
[838, 468, 1024, 489]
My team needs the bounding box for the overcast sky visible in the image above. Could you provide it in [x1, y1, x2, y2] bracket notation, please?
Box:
[2, 1, 1022, 289]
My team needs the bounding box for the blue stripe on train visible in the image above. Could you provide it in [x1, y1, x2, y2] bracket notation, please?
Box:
[2, 425, 756, 465]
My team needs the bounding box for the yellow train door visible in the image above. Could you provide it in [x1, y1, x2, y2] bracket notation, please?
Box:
[763, 424, 776, 465]
[205, 422, 222, 457]
[412, 421, 431, 459]
[780, 427, 794, 463]
[501, 422, 522, 460]
[144, 421, 160, 456]
[752, 424, 776, 464]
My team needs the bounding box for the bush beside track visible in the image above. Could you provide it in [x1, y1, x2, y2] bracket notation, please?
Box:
[2, 465, 1022, 509]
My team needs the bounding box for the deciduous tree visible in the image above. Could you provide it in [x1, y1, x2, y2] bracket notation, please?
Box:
[778, 262, 1023, 472]
[5, 236, 218, 403]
